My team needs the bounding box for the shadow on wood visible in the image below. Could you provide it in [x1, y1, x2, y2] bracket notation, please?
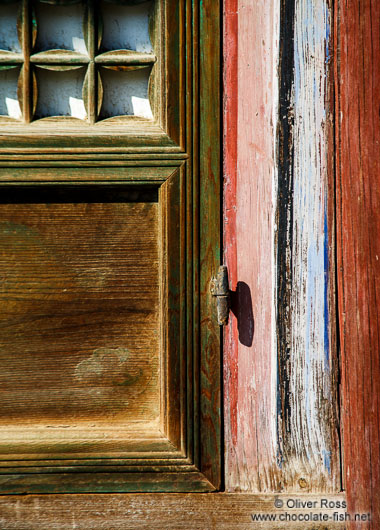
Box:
[230, 281, 254, 347]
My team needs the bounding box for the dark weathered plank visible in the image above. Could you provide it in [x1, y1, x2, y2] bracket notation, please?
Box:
[0, 471, 215, 495]
[0, 125, 182, 152]
[159, 169, 184, 449]
[21, 0, 31, 124]
[199, 0, 222, 490]
[165, 0, 183, 146]
[0, 166, 178, 182]
[335, 0, 380, 527]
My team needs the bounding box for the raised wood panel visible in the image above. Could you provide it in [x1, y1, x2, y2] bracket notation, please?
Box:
[0, 165, 219, 493]
[0, 196, 159, 428]
[0, 178, 175, 469]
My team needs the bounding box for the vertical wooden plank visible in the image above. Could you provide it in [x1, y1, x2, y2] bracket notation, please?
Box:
[199, 0, 221, 489]
[277, 0, 340, 491]
[223, 0, 340, 492]
[223, 0, 280, 491]
[336, 0, 380, 527]
[223, 0, 239, 486]
[166, 0, 183, 147]
[192, 0, 201, 473]
[85, 0, 96, 124]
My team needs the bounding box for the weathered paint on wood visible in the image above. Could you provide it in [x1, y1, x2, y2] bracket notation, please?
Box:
[277, 0, 340, 490]
[223, 0, 280, 491]
[224, 0, 340, 492]
[0, 493, 347, 529]
[335, 0, 380, 527]
[223, 2, 238, 488]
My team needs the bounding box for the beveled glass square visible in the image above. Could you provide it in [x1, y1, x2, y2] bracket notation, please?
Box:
[34, 1, 87, 53]
[34, 66, 86, 119]
[0, 1, 21, 53]
[100, 0, 153, 53]
[0, 66, 22, 119]
[99, 66, 153, 120]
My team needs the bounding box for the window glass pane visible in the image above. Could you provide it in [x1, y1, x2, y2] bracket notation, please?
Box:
[0, 2, 21, 53]
[34, 1, 87, 53]
[35, 67, 86, 119]
[0, 67, 21, 119]
[100, 1, 153, 53]
[99, 67, 153, 119]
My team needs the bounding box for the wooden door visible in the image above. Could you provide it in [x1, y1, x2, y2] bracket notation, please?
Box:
[1, 0, 378, 528]
[0, 0, 221, 494]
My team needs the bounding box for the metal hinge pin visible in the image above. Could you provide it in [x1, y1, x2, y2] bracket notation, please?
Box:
[210, 265, 230, 326]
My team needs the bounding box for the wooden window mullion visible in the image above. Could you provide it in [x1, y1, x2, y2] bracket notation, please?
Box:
[85, 0, 96, 123]
[21, 0, 31, 123]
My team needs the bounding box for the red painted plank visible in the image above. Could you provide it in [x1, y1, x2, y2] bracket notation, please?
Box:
[223, 0, 340, 493]
[223, 0, 239, 451]
[335, 0, 380, 527]
[223, 0, 279, 491]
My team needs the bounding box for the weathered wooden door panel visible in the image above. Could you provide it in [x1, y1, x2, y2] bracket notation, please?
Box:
[0, 192, 160, 430]
[0, 0, 221, 494]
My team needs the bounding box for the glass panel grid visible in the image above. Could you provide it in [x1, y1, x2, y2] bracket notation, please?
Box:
[0, 0, 155, 123]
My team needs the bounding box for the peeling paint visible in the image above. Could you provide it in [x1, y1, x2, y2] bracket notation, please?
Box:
[277, 0, 339, 489]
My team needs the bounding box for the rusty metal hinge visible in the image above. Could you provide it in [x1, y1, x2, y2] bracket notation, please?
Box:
[210, 265, 230, 326]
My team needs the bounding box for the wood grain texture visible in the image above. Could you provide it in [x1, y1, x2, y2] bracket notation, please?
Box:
[223, 0, 340, 492]
[0, 123, 182, 153]
[277, 0, 340, 491]
[223, 0, 280, 491]
[165, 0, 183, 147]
[0, 493, 346, 529]
[0, 471, 215, 495]
[335, 0, 380, 527]
[222, 0, 238, 485]
[0, 166, 220, 492]
[0, 0, 222, 494]
[199, 0, 222, 490]
[0, 165, 179, 182]
[0, 193, 160, 437]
